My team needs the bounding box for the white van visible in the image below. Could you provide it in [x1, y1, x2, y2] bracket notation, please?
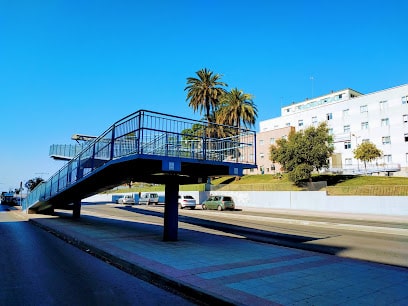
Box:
[138, 193, 159, 205]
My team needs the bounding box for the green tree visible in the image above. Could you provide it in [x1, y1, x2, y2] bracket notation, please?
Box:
[185, 68, 227, 122]
[217, 88, 258, 130]
[25, 177, 44, 191]
[270, 122, 334, 183]
[216, 88, 258, 160]
[181, 123, 206, 141]
[353, 141, 382, 172]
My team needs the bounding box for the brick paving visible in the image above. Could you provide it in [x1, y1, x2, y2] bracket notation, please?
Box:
[21, 210, 408, 306]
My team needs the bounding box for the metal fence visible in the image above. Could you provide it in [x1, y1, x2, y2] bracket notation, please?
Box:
[23, 110, 256, 210]
[212, 182, 408, 196]
[49, 144, 87, 159]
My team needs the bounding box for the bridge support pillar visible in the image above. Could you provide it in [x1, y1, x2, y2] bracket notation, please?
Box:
[73, 200, 81, 219]
[163, 176, 179, 241]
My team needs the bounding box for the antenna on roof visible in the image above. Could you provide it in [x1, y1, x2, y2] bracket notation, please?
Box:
[310, 76, 314, 97]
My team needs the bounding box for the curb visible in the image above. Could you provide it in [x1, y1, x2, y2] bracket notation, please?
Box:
[28, 218, 236, 306]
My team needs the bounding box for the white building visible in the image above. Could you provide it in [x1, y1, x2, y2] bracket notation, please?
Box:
[254, 84, 408, 176]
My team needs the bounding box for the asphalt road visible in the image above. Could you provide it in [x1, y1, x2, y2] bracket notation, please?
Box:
[80, 203, 408, 267]
[0, 206, 196, 306]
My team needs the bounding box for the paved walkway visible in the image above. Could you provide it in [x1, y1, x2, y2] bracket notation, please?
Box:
[14, 208, 408, 305]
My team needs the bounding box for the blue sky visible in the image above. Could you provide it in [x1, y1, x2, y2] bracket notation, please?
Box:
[1, 0, 407, 190]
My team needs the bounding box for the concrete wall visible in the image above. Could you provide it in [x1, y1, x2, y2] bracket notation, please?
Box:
[84, 191, 408, 216]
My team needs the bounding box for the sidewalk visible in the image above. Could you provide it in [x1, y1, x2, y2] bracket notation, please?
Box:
[15, 208, 408, 305]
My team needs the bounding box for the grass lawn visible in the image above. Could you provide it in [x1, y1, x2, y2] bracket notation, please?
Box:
[108, 174, 408, 196]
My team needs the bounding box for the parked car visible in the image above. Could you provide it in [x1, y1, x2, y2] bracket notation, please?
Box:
[116, 194, 135, 205]
[178, 195, 196, 209]
[138, 193, 159, 205]
[201, 195, 235, 211]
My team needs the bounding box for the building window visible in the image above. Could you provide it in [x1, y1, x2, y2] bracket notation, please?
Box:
[270, 138, 275, 144]
[362, 138, 369, 143]
[259, 139, 264, 146]
[285, 122, 290, 126]
[344, 141, 351, 149]
[328, 128, 333, 135]
[384, 155, 392, 163]
[360, 105, 368, 113]
[379, 100, 388, 110]
[405, 133, 408, 142]
[343, 109, 349, 117]
[382, 136, 391, 145]
[343, 125, 350, 133]
[312, 116, 317, 125]
[381, 118, 389, 126]
[249, 154, 254, 162]
[260, 153, 265, 159]
[326, 113, 333, 120]
[403, 114, 408, 123]
[345, 158, 352, 165]
[298, 119, 304, 127]
[361, 122, 369, 129]
[402, 95, 408, 104]
[282, 135, 288, 140]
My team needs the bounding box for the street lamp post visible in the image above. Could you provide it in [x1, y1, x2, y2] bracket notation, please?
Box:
[351, 133, 361, 171]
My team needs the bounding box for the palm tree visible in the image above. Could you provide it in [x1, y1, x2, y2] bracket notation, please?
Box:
[185, 68, 227, 122]
[217, 88, 258, 130]
[217, 88, 258, 161]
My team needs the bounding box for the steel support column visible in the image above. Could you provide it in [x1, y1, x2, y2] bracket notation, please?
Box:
[163, 176, 179, 241]
[73, 199, 81, 219]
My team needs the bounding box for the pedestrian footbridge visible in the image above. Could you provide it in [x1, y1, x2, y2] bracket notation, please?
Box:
[23, 110, 257, 240]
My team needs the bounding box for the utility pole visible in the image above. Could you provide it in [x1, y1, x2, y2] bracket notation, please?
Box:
[351, 133, 361, 171]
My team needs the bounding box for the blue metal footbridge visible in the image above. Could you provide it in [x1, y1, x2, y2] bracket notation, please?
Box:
[23, 110, 257, 240]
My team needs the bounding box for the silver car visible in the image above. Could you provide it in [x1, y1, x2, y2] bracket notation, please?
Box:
[178, 195, 196, 209]
[117, 194, 135, 205]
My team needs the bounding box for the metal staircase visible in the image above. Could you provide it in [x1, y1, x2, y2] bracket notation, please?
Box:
[23, 110, 257, 213]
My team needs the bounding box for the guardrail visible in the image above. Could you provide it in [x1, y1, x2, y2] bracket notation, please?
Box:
[23, 110, 256, 210]
[329, 163, 401, 175]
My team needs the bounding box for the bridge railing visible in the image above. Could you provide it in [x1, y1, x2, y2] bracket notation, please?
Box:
[49, 144, 87, 159]
[23, 110, 256, 210]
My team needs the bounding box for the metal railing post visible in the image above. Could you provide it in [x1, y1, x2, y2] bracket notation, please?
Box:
[139, 112, 144, 154]
[91, 143, 96, 171]
[110, 125, 116, 160]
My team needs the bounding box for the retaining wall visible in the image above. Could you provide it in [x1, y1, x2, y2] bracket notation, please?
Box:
[84, 191, 408, 216]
